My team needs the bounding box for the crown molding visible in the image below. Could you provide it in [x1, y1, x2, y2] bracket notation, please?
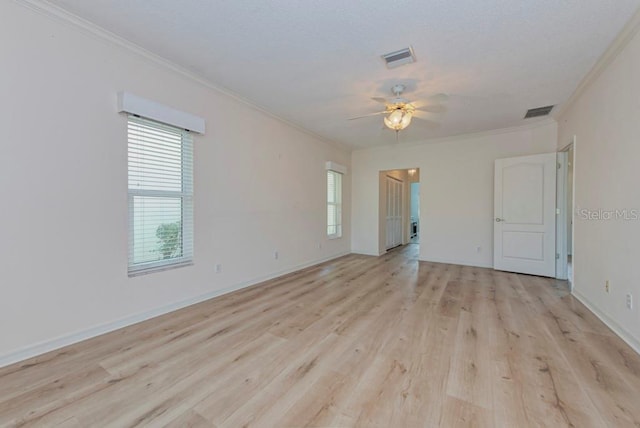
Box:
[553, 6, 640, 119]
[12, 0, 349, 152]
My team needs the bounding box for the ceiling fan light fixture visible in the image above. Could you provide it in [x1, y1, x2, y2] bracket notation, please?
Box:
[384, 108, 413, 131]
[388, 109, 404, 125]
[400, 112, 413, 128]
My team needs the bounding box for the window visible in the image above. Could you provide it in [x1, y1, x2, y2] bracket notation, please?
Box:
[327, 170, 342, 238]
[127, 115, 193, 275]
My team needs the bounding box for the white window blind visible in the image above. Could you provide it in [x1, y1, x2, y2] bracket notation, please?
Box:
[327, 170, 342, 238]
[127, 115, 193, 275]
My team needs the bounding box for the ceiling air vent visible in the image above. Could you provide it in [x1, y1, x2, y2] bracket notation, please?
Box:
[381, 47, 416, 69]
[524, 105, 554, 119]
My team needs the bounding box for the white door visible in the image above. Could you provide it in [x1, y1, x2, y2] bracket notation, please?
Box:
[386, 176, 403, 250]
[494, 153, 556, 277]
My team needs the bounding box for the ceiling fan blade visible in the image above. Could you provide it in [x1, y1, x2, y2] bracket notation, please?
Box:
[427, 93, 449, 103]
[412, 110, 440, 122]
[348, 111, 387, 120]
[371, 97, 388, 104]
[412, 103, 447, 113]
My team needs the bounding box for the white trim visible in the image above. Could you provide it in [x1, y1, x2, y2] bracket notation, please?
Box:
[325, 161, 347, 175]
[554, 8, 640, 119]
[566, 135, 576, 290]
[556, 151, 568, 280]
[555, 137, 576, 287]
[326, 169, 343, 238]
[0, 251, 349, 368]
[118, 92, 205, 134]
[573, 290, 640, 356]
[13, 0, 348, 152]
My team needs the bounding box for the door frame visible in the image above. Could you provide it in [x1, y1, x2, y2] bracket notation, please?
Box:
[556, 151, 568, 280]
[556, 136, 576, 286]
[385, 175, 403, 250]
[409, 181, 420, 241]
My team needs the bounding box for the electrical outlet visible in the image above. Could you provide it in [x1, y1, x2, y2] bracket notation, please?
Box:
[215, 264, 222, 273]
[274, 251, 279, 260]
[627, 293, 633, 310]
[476, 246, 481, 253]
[605, 280, 610, 293]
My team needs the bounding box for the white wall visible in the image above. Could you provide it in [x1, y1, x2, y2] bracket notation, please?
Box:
[557, 23, 640, 352]
[0, 2, 350, 365]
[352, 122, 558, 264]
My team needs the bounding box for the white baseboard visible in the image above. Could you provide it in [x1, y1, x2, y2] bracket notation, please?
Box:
[573, 290, 640, 356]
[0, 251, 350, 368]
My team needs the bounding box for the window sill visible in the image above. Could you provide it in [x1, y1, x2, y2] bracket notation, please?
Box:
[128, 260, 193, 277]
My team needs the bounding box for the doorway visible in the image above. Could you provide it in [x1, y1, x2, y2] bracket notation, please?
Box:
[378, 168, 419, 254]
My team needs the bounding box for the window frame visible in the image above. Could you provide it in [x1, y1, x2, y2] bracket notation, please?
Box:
[327, 169, 343, 239]
[127, 115, 194, 276]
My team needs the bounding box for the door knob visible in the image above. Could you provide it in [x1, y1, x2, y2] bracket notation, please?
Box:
[495, 218, 505, 222]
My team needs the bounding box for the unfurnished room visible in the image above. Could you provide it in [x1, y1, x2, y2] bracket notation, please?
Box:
[2, 1, 640, 427]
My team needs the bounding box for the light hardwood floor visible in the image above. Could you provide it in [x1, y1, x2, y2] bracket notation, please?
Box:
[2, 245, 640, 427]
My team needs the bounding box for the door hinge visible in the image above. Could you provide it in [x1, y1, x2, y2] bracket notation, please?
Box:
[557, 163, 561, 169]
[556, 253, 560, 260]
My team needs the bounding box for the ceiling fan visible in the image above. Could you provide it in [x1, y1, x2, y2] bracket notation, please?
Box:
[349, 84, 447, 134]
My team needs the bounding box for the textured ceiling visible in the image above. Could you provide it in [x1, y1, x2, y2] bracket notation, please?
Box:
[47, 0, 640, 149]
